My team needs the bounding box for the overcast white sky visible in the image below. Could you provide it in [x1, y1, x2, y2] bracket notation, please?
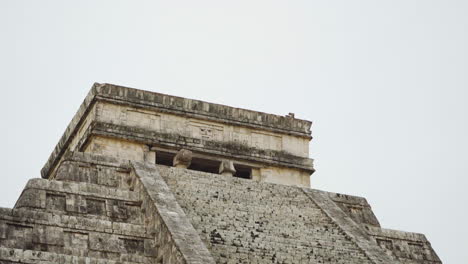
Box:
[1, 1, 467, 262]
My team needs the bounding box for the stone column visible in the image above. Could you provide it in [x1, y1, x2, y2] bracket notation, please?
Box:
[143, 146, 156, 164]
[219, 160, 236, 177]
[173, 149, 192, 169]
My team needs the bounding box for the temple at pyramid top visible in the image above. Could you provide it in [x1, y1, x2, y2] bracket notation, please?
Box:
[42, 82, 315, 187]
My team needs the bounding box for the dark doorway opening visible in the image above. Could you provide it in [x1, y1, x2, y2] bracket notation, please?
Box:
[234, 164, 252, 179]
[189, 157, 221, 174]
[155, 151, 175, 166]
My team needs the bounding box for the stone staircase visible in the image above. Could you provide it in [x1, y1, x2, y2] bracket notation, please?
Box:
[158, 166, 376, 264]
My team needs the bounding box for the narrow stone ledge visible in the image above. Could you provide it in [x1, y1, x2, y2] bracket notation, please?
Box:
[0, 207, 147, 238]
[367, 226, 429, 241]
[21, 178, 139, 202]
[61, 150, 129, 169]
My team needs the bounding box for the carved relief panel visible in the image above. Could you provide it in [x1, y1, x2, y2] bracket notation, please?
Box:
[231, 127, 251, 145]
[189, 121, 224, 141]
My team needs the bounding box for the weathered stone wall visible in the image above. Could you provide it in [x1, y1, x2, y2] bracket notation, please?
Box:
[96, 102, 310, 158]
[259, 166, 310, 187]
[1, 179, 153, 263]
[81, 134, 312, 187]
[84, 136, 147, 162]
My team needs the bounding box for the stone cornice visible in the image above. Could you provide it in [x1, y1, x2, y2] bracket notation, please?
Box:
[95, 83, 312, 137]
[80, 121, 314, 173]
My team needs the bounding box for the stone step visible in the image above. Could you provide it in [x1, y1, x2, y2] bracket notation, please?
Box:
[0, 247, 151, 264]
[14, 179, 143, 224]
[0, 207, 147, 238]
[55, 157, 134, 190]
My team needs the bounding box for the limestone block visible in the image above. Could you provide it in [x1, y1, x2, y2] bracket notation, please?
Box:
[64, 231, 89, 250]
[89, 232, 121, 253]
[45, 193, 66, 211]
[65, 194, 87, 214]
[84, 136, 146, 162]
[32, 226, 64, 246]
[15, 189, 46, 209]
[5, 224, 33, 249]
[125, 203, 143, 225]
[97, 167, 121, 188]
[121, 238, 145, 254]
[259, 167, 310, 187]
[55, 162, 98, 184]
[219, 160, 236, 177]
[107, 200, 128, 221]
[86, 198, 107, 216]
[173, 149, 192, 169]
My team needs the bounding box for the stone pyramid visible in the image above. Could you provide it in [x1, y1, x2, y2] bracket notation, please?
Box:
[0, 83, 441, 264]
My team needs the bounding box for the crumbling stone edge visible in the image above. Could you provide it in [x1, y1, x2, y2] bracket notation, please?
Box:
[131, 161, 216, 264]
[301, 188, 400, 264]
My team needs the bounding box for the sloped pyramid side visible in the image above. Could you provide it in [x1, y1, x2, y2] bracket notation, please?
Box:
[0, 152, 214, 264]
